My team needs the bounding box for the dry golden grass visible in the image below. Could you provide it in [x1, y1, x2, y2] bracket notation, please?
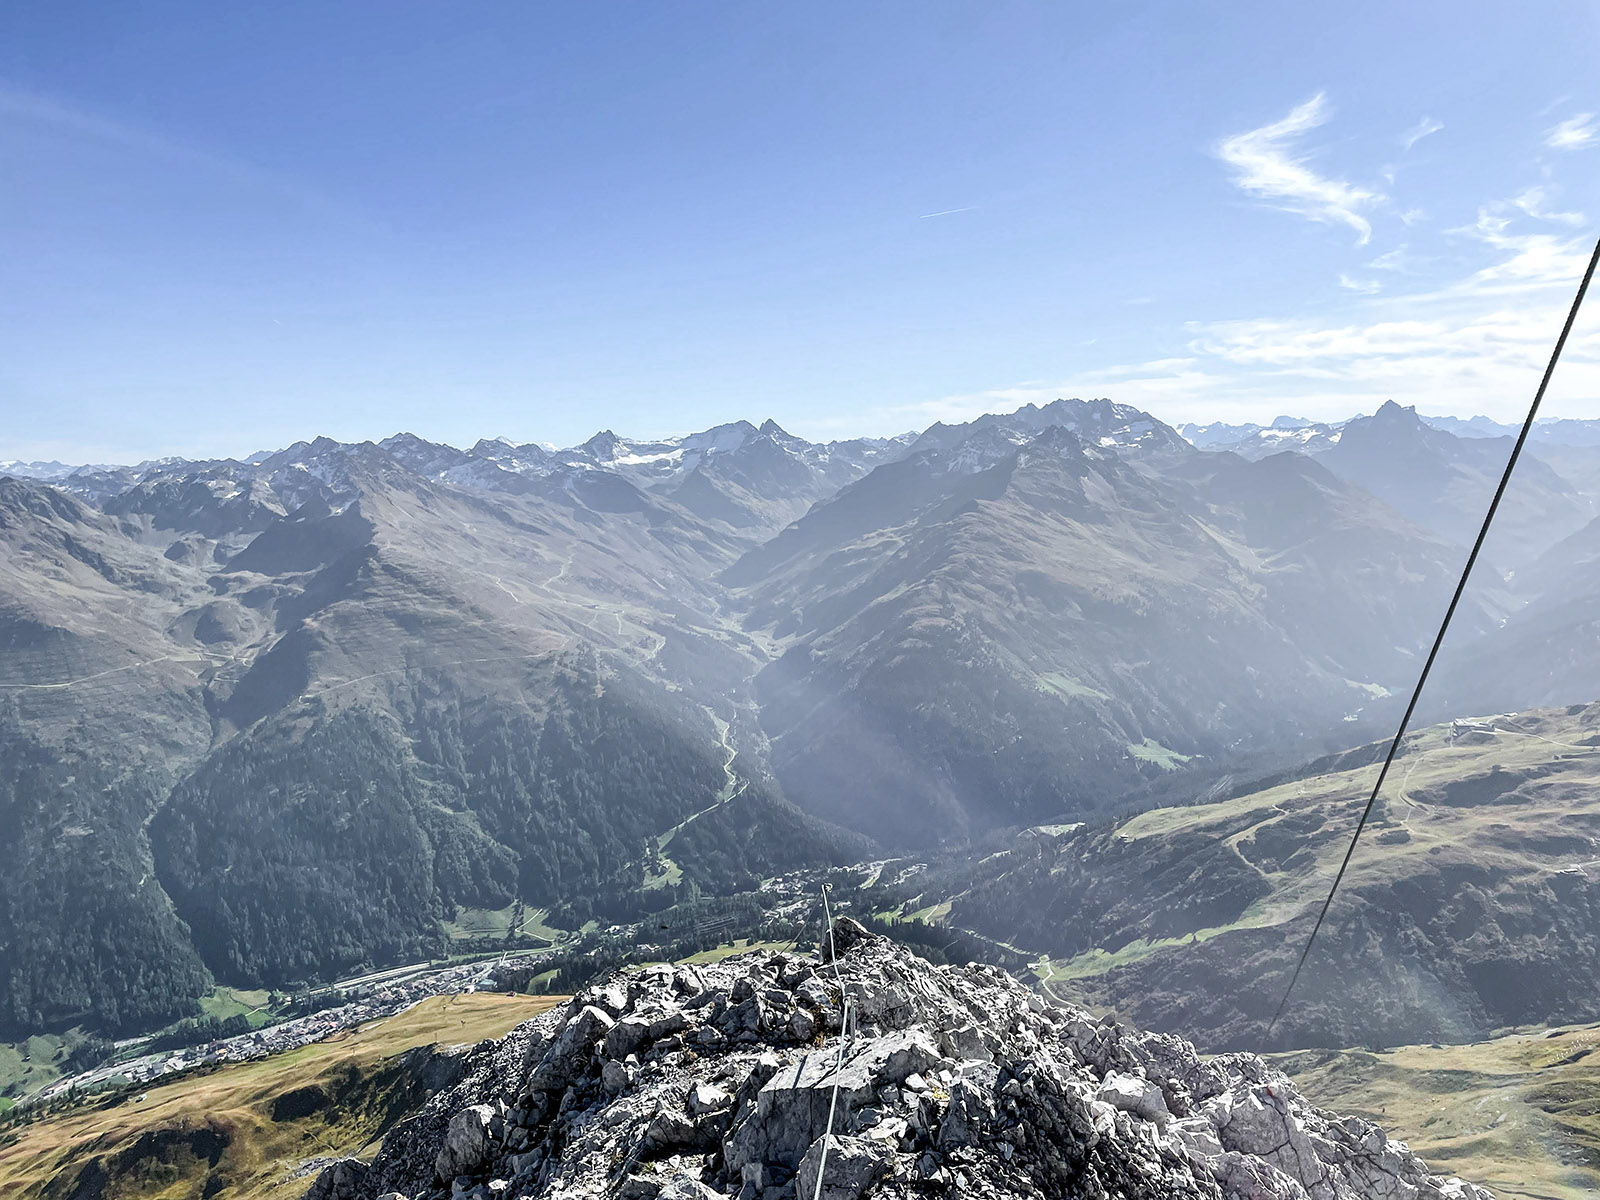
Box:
[1283, 1022, 1600, 1200]
[0, 991, 563, 1200]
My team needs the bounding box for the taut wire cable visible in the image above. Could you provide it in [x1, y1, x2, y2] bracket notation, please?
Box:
[1262, 234, 1600, 1049]
[812, 884, 855, 1200]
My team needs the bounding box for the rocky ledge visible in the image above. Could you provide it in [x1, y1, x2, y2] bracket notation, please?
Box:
[310, 918, 1490, 1200]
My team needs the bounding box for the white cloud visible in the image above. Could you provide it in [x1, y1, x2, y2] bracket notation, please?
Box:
[1130, 229, 1598, 423]
[1546, 113, 1598, 151]
[866, 221, 1598, 434]
[1216, 93, 1383, 245]
[838, 156, 1598, 438]
[1453, 203, 1596, 290]
[1338, 274, 1381, 294]
[1400, 116, 1443, 152]
[1512, 186, 1585, 226]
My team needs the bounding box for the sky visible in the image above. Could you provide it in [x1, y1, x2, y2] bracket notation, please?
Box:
[2, 1, 1599, 462]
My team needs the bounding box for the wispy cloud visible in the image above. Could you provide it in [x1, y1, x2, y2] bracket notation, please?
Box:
[1545, 113, 1598, 151]
[1216, 93, 1383, 245]
[1512, 185, 1585, 227]
[1132, 227, 1596, 422]
[854, 219, 1598, 435]
[1338, 274, 1381, 294]
[1400, 116, 1443, 152]
[1450, 186, 1595, 295]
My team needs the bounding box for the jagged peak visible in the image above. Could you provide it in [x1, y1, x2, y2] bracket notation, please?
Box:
[1370, 399, 1421, 424]
[581, 430, 622, 459]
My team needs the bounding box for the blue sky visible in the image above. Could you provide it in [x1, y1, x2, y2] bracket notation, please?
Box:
[2, 1, 1598, 461]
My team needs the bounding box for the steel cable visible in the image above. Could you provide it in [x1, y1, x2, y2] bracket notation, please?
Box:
[811, 884, 855, 1200]
[1262, 234, 1600, 1049]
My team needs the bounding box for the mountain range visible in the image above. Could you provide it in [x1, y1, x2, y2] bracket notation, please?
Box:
[1181, 402, 1597, 567]
[4, 397, 1599, 1041]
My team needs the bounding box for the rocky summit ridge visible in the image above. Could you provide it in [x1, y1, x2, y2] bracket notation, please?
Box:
[309, 920, 1490, 1200]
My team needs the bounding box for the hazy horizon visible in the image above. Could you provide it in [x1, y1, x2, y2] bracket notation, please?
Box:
[3, 2, 1597, 463]
[0, 397, 1571, 470]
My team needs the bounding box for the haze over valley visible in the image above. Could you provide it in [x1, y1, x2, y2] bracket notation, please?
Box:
[6, 397, 1600, 1049]
[10, 4, 1600, 1196]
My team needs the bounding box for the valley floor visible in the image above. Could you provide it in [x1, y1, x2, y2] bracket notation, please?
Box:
[19, 949, 558, 1108]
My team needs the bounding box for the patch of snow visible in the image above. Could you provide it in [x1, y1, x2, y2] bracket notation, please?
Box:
[682, 422, 756, 455]
[612, 448, 686, 467]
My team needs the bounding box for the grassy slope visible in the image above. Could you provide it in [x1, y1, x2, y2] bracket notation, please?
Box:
[0, 1036, 70, 1107]
[442, 904, 563, 945]
[674, 938, 796, 965]
[0, 992, 562, 1200]
[884, 700, 1600, 1052]
[1083, 704, 1600, 973]
[1283, 1023, 1600, 1200]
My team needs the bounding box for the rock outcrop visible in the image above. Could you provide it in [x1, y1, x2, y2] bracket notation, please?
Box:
[313, 919, 1491, 1200]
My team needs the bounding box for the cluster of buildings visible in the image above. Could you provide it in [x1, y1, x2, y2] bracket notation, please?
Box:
[28, 950, 554, 1109]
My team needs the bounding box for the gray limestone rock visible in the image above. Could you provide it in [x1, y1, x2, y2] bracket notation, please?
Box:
[688, 1082, 732, 1115]
[314, 921, 1495, 1200]
[794, 1134, 890, 1200]
[304, 1157, 367, 1200]
[1096, 1070, 1171, 1127]
[528, 1004, 614, 1092]
[434, 1104, 500, 1181]
[603, 1016, 654, 1061]
[601, 1058, 634, 1093]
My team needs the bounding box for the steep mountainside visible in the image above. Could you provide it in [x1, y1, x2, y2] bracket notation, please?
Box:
[1183, 406, 1597, 568]
[914, 397, 1193, 457]
[0, 432, 866, 1034]
[730, 420, 1486, 846]
[0, 478, 221, 753]
[1178, 416, 1344, 458]
[1317, 402, 1588, 568]
[0, 992, 561, 1200]
[1280, 1022, 1600, 1200]
[1427, 512, 1600, 720]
